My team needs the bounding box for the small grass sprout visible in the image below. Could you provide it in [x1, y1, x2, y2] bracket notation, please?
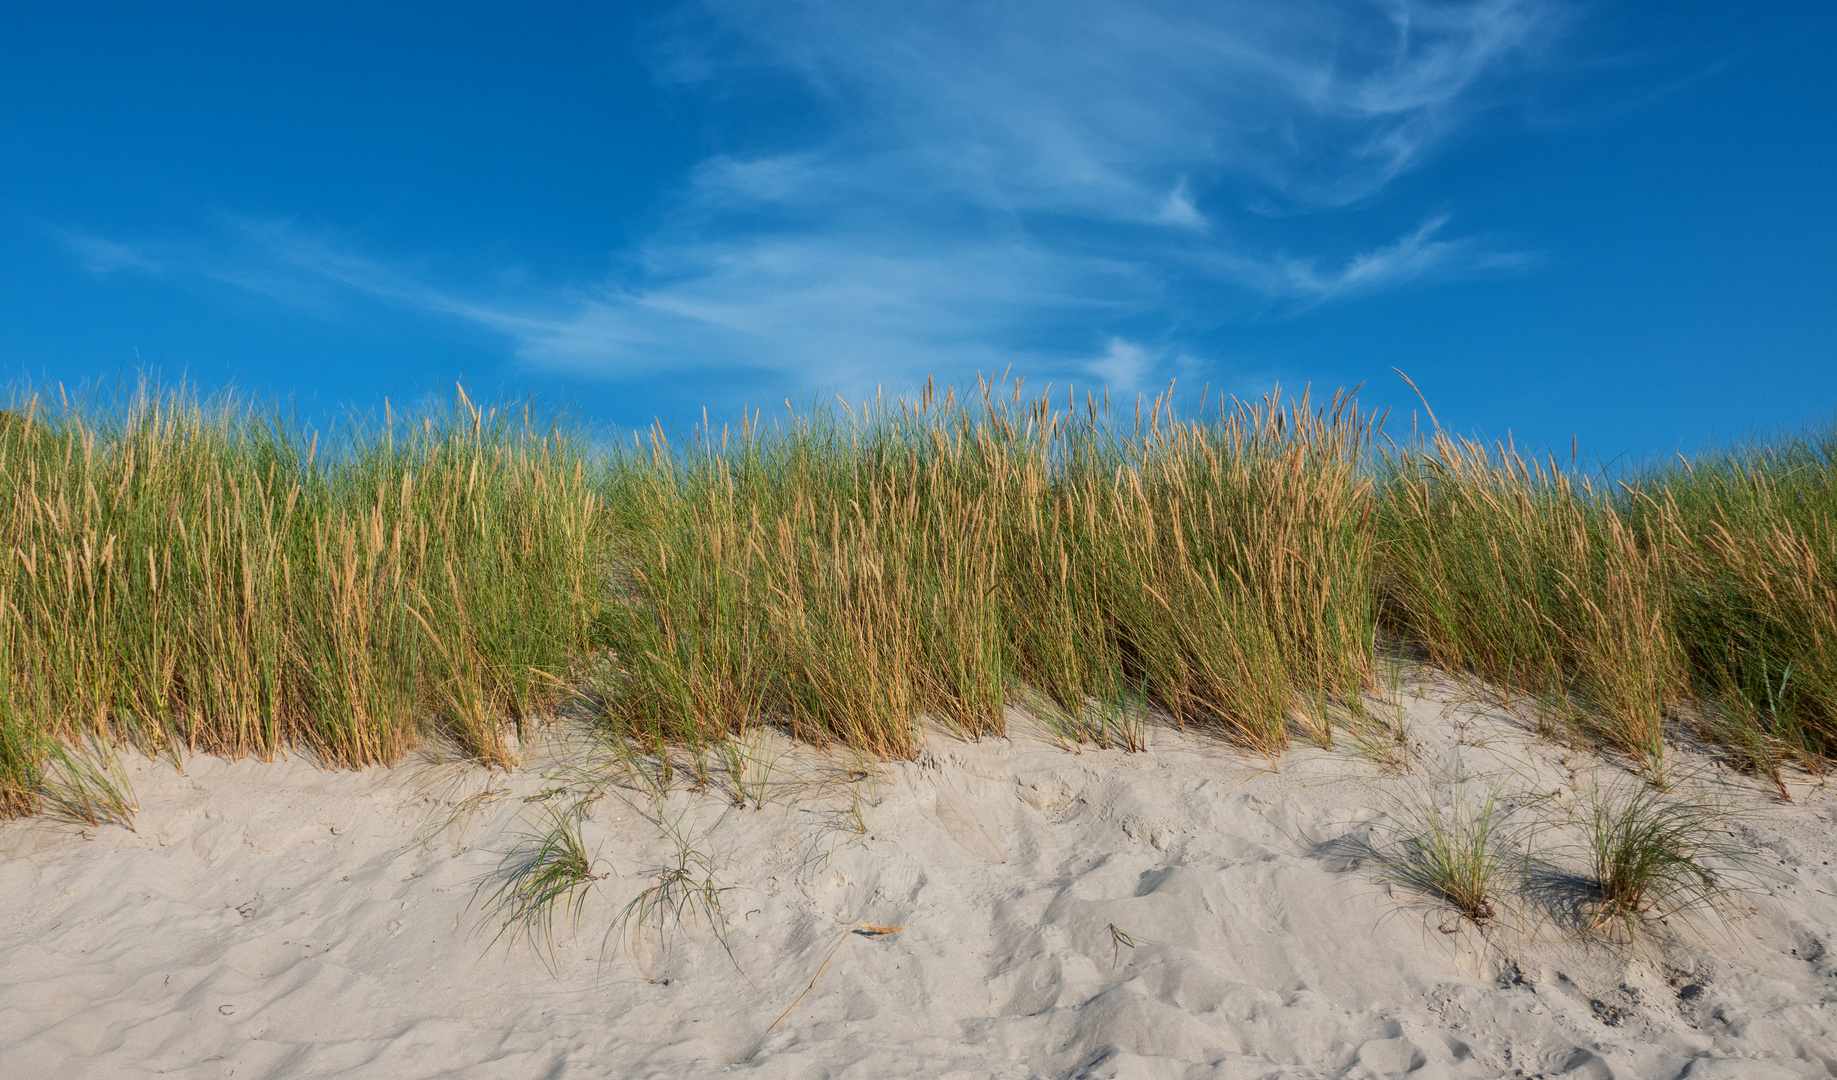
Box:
[612, 804, 741, 973]
[1108, 922, 1139, 967]
[481, 798, 606, 966]
[1348, 709, 1416, 775]
[712, 732, 793, 809]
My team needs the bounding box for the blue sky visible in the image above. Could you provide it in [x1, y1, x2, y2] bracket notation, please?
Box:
[2, 1, 1832, 457]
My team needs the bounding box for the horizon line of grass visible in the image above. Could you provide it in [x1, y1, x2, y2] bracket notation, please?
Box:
[2, 377, 1832, 820]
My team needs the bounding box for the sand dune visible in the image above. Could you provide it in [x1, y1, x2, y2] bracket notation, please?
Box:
[3, 680, 1834, 1079]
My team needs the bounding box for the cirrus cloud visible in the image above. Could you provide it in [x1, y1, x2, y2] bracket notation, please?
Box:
[62, 0, 1558, 400]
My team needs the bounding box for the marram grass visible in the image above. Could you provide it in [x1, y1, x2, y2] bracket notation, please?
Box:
[1378, 418, 1837, 782]
[1, 380, 1833, 821]
[1374, 431, 1681, 772]
[1628, 429, 1837, 772]
[0, 387, 602, 815]
[594, 380, 1378, 760]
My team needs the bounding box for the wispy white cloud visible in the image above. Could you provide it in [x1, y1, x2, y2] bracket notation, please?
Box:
[1084, 337, 1154, 392]
[681, 0, 1557, 212]
[59, 232, 162, 275]
[1156, 180, 1208, 231]
[1207, 214, 1537, 300]
[60, 0, 1556, 396]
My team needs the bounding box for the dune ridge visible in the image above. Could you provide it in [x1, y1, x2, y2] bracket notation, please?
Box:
[3, 676, 1833, 1079]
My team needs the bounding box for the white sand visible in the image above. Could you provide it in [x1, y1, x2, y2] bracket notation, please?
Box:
[4, 680, 1835, 1079]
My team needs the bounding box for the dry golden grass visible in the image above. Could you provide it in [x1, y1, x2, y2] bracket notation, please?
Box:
[1632, 435, 1837, 774]
[1378, 415, 1837, 783]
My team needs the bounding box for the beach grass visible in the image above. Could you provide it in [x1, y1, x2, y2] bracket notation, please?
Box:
[593, 379, 1378, 760]
[1, 378, 1832, 821]
[0, 385, 603, 815]
[1375, 416, 1835, 784]
[1575, 779, 1754, 940]
[1374, 430, 1682, 774]
[1370, 779, 1519, 926]
[482, 798, 606, 966]
[1626, 430, 1837, 773]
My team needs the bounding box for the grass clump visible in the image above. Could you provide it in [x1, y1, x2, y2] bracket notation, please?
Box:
[612, 803, 740, 972]
[1377, 404, 1837, 785]
[0, 708, 48, 819]
[1375, 429, 1682, 774]
[1626, 427, 1837, 776]
[39, 736, 140, 830]
[1372, 780, 1519, 927]
[1578, 781, 1751, 940]
[481, 799, 607, 965]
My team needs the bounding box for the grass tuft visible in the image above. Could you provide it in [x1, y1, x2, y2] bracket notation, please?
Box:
[595, 379, 1377, 760]
[612, 802, 741, 973]
[1375, 433, 1679, 775]
[480, 798, 606, 966]
[40, 735, 139, 830]
[1372, 780, 1519, 927]
[0, 384, 604, 817]
[1577, 781, 1753, 940]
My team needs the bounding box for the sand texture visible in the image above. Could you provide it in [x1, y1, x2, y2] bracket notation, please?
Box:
[3, 680, 1836, 1079]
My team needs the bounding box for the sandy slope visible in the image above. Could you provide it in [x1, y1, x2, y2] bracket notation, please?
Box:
[3, 679, 1835, 1079]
